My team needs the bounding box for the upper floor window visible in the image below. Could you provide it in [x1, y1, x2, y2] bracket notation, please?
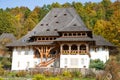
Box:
[63, 44, 69, 50]
[80, 44, 86, 50]
[25, 48, 29, 55]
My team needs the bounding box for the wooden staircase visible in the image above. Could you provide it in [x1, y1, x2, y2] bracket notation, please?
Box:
[36, 54, 60, 67]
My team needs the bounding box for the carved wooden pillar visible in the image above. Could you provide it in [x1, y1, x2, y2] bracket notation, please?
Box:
[60, 44, 63, 54]
[77, 44, 80, 54]
[69, 44, 71, 54]
[40, 47, 43, 63]
[86, 44, 89, 53]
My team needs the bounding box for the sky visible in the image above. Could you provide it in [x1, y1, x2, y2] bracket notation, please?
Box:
[0, 0, 116, 10]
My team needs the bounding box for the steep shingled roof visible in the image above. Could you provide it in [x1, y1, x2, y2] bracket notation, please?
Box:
[6, 8, 114, 47]
[0, 33, 16, 41]
[93, 35, 114, 47]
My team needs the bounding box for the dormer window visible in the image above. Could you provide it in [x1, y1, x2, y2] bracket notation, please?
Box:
[64, 14, 67, 16]
[34, 31, 36, 34]
[46, 24, 48, 26]
[73, 24, 77, 26]
[54, 15, 57, 17]
[46, 29, 50, 31]
[54, 29, 57, 31]
[41, 24, 44, 26]
[38, 38, 41, 40]
[56, 21, 59, 23]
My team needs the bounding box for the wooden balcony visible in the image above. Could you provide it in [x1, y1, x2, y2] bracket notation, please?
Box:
[62, 50, 88, 55]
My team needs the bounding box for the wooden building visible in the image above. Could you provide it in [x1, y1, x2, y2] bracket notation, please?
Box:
[7, 8, 114, 70]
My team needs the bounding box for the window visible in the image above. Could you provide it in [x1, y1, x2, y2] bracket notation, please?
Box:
[71, 44, 77, 50]
[54, 15, 57, 17]
[81, 58, 84, 65]
[54, 29, 57, 31]
[64, 33, 67, 36]
[78, 33, 81, 36]
[46, 24, 48, 26]
[64, 58, 67, 64]
[41, 24, 44, 26]
[82, 33, 86, 36]
[70, 58, 78, 66]
[17, 48, 21, 55]
[56, 21, 59, 23]
[38, 38, 41, 40]
[73, 24, 77, 26]
[46, 37, 49, 40]
[73, 33, 76, 36]
[34, 62, 37, 66]
[50, 37, 52, 40]
[102, 46, 105, 50]
[46, 29, 50, 31]
[27, 62, 30, 67]
[69, 33, 72, 36]
[42, 38, 45, 40]
[34, 31, 36, 34]
[25, 48, 29, 55]
[63, 45, 69, 50]
[80, 44, 86, 50]
[18, 61, 20, 67]
[64, 14, 67, 16]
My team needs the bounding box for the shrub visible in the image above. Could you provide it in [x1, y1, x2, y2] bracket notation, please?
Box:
[43, 71, 52, 77]
[0, 77, 4, 80]
[47, 77, 60, 80]
[32, 74, 46, 80]
[16, 70, 27, 77]
[89, 59, 105, 70]
[8, 71, 16, 77]
[71, 71, 82, 78]
[0, 67, 4, 76]
[62, 71, 72, 78]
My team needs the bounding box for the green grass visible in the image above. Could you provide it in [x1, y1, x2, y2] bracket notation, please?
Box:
[73, 77, 95, 80]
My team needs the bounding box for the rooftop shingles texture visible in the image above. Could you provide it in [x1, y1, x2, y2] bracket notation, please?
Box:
[33, 31, 59, 37]
[0, 33, 16, 41]
[18, 8, 88, 41]
[7, 8, 114, 47]
[93, 35, 114, 46]
[27, 41, 53, 46]
[55, 37, 94, 42]
[58, 25, 90, 32]
[6, 40, 27, 47]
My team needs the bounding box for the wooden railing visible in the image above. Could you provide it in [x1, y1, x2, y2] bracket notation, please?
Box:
[37, 54, 60, 67]
[62, 50, 87, 55]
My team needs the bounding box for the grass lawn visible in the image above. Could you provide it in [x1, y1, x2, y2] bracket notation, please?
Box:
[73, 77, 95, 80]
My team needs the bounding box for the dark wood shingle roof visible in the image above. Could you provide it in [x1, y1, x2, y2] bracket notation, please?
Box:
[93, 35, 114, 47]
[7, 8, 114, 47]
[55, 37, 94, 42]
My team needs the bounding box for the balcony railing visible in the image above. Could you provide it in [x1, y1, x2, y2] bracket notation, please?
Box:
[62, 50, 88, 55]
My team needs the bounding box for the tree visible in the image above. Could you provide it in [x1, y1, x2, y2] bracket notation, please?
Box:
[0, 11, 16, 35]
[89, 59, 105, 70]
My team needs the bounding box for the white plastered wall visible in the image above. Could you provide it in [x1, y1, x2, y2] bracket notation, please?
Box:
[60, 55, 90, 68]
[90, 47, 109, 63]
